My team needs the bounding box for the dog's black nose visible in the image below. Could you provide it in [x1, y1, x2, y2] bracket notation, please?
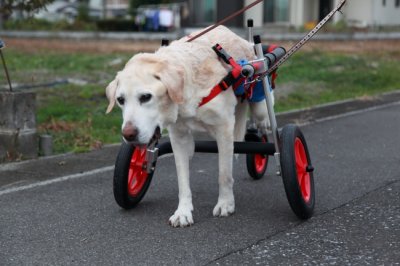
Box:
[122, 122, 138, 142]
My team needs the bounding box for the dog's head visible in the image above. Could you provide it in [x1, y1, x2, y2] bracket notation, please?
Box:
[106, 53, 184, 144]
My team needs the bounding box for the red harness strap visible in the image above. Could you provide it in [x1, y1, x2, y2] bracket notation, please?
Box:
[198, 44, 243, 107]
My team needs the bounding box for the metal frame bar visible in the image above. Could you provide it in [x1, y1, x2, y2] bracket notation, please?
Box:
[254, 39, 282, 176]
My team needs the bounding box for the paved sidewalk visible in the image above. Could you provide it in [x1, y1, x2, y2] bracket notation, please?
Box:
[213, 180, 400, 265]
[1, 92, 400, 265]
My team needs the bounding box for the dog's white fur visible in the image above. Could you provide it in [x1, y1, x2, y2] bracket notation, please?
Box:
[106, 26, 272, 227]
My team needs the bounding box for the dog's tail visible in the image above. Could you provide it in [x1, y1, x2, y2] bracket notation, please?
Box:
[234, 101, 248, 142]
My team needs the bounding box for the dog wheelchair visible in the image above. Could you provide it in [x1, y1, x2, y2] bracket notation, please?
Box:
[112, 22, 315, 220]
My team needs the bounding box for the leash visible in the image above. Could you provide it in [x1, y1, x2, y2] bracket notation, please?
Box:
[192, 0, 347, 107]
[186, 0, 264, 43]
[259, 0, 347, 78]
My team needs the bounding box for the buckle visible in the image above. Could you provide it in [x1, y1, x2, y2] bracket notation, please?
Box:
[212, 44, 231, 65]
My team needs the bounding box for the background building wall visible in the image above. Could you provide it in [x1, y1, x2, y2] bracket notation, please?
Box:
[371, 0, 400, 26]
[343, 0, 373, 27]
[244, 0, 264, 27]
[289, 0, 305, 27]
[188, 0, 400, 28]
[303, 0, 318, 23]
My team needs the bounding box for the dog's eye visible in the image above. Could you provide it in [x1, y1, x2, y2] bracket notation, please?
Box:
[139, 94, 152, 104]
[117, 96, 125, 105]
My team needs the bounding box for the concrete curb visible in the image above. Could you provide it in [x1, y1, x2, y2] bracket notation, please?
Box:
[1, 30, 180, 41]
[2, 30, 400, 41]
[261, 31, 400, 41]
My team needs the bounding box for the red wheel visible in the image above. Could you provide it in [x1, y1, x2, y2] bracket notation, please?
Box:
[127, 146, 148, 197]
[280, 124, 315, 219]
[246, 135, 268, 179]
[294, 138, 311, 203]
[113, 143, 155, 209]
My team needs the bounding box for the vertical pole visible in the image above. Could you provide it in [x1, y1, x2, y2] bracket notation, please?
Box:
[161, 39, 170, 46]
[247, 19, 254, 43]
[247, 19, 257, 130]
[102, 0, 107, 19]
[253, 35, 282, 176]
[40, 134, 53, 156]
[0, 0, 3, 30]
[0, 48, 13, 92]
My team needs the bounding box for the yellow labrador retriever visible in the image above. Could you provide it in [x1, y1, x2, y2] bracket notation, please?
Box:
[106, 26, 271, 227]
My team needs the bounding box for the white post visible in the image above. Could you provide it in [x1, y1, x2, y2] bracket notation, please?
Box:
[332, 0, 341, 23]
[244, 0, 264, 27]
[289, 0, 305, 28]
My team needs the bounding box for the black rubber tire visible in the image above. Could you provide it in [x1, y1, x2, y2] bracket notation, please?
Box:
[246, 134, 268, 180]
[280, 124, 315, 219]
[113, 142, 155, 209]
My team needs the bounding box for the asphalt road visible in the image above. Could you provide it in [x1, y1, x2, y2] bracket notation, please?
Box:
[1, 100, 400, 265]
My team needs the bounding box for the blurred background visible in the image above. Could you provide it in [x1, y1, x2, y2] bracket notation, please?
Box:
[1, 0, 400, 159]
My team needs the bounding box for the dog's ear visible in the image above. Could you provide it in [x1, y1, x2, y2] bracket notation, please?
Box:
[156, 63, 185, 104]
[105, 78, 118, 114]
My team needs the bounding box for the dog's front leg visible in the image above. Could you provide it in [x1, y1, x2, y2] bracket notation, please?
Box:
[212, 121, 235, 217]
[168, 126, 195, 227]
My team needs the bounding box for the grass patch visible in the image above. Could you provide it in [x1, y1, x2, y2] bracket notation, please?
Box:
[275, 51, 400, 112]
[4, 48, 130, 153]
[4, 18, 97, 31]
[5, 48, 132, 84]
[2, 49, 400, 154]
[36, 84, 122, 153]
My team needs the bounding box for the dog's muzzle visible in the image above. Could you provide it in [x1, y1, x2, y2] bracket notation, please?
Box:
[123, 126, 161, 146]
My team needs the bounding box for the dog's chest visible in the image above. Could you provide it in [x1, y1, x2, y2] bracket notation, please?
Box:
[177, 117, 208, 133]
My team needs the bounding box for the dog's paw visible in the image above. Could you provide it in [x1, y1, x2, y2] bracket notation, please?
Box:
[169, 208, 194, 227]
[213, 199, 235, 217]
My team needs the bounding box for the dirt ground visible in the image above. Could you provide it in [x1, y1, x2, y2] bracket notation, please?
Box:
[3, 37, 400, 55]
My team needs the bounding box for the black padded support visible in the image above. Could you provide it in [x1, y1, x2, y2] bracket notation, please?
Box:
[157, 141, 275, 157]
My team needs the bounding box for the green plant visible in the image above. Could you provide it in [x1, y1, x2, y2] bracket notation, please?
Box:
[4, 48, 400, 153]
[4, 17, 97, 31]
[76, 1, 90, 22]
[0, 0, 54, 16]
